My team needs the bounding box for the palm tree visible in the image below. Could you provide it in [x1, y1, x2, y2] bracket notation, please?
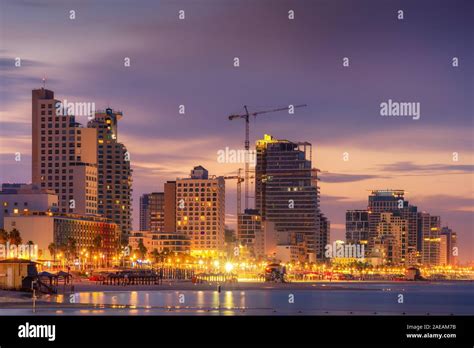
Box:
[54, 243, 67, 269]
[352, 260, 371, 280]
[0, 228, 8, 244]
[8, 228, 22, 245]
[137, 239, 147, 260]
[93, 235, 102, 252]
[48, 243, 57, 262]
[66, 237, 77, 262]
[151, 249, 160, 264]
[120, 237, 128, 248]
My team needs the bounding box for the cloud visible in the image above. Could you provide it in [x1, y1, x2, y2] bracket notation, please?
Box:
[411, 194, 474, 213]
[0, 57, 48, 70]
[376, 161, 474, 175]
[319, 172, 385, 183]
[320, 195, 351, 202]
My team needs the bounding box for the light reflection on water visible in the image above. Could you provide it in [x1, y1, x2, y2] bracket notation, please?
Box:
[1, 282, 471, 316]
[42, 282, 474, 315]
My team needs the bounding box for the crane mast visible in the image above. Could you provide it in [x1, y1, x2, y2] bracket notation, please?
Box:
[228, 104, 307, 210]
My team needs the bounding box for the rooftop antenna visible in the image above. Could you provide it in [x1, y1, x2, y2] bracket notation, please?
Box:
[42, 75, 46, 89]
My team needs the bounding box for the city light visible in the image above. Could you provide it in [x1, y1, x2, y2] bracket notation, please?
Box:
[225, 262, 234, 273]
[0, 5, 470, 348]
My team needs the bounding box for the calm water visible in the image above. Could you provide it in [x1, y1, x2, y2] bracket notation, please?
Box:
[2, 282, 473, 315]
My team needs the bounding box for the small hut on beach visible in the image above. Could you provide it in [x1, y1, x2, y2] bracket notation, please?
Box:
[0, 259, 38, 290]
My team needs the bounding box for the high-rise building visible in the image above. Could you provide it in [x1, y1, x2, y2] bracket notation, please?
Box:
[88, 108, 132, 241]
[345, 210, 369, 245]
[139, 192, 165, 232]
[402, 205, 419, 265]
[417, 212, 441, 266]
[351, 190, 444, 266]
[367, 190, 418, 264]
[163, 181, 176, 233]
[0, 183, 58, 228]
[440, 227, 457, 266]
[368, 190, 404, 252]
[319, 213, 330, 259]
[373, 212, 408, 265]
[175, 166, 225, 256]
[237, 209, 262, 257]
[32, 88, 98, 215]
[255, 134, 327, 262]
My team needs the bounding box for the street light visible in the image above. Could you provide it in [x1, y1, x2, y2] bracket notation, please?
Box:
[225, 262, 234, 273]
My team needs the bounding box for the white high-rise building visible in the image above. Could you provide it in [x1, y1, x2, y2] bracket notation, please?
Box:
[175, 166, 225, 256]
[31, 88, 98, 215]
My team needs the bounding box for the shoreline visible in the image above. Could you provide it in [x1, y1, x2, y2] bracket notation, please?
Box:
[69, 278, 472, 291]
[0, 280, 471, 316]
[1, 278, 471, 300]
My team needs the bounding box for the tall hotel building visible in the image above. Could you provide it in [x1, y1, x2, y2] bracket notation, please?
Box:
[175, 166, 225, 256]
[139, 192, 165, 232]
[319, 213, 330, 258]
[348, 190, 443, 266]
[373, 212, 408, 265]
[237, 209, 262, 257]
[346, 210, 369, 245]
[368, 190, 404, 252]
[164, 181, 177, 232]
[88, 108, 132, 241]
[440, 227, 457, 266]
[417, 212, 441, 266]
[32, 88, 98, 215]
[367, 190, 418, 263]
[255, 134, 327, 262]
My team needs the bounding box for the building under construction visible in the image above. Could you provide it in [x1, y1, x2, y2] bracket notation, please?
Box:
[254, 134, 328, 262]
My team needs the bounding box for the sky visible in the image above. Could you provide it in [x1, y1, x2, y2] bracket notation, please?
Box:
[0, 0, 472, 262]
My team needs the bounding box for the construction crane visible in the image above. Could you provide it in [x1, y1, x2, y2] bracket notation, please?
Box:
[228, 104, 307, 210]
[222, 168, 256, 215]
[222, 168, 255, 241]
[222, 168, 244, 219]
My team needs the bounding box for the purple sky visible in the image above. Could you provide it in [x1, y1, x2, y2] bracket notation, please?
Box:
[0, 0, 472, 262]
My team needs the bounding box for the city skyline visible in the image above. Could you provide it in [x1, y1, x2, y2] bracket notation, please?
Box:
[0, 0, 472, 262]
